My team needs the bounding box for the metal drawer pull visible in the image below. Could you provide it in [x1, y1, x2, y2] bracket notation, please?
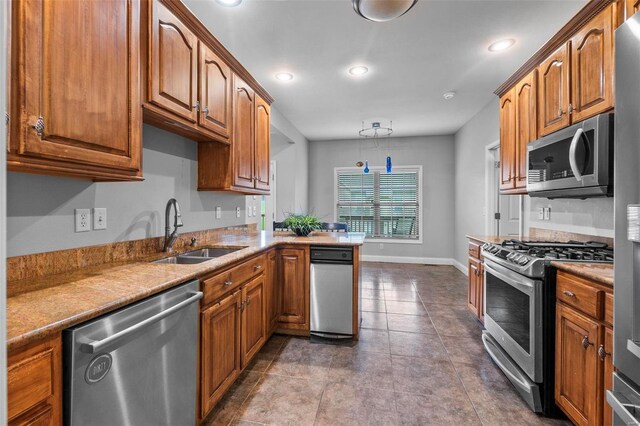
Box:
[254, 264, 262, 271]
[80, 291, 203, 354]
[562, 290, 576, 297]
[246, 296, 251, 305]
[224, 280, 233, 286]
[582, 335, 594, 350]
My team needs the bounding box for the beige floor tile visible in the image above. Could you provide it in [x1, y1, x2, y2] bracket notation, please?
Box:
[315, 382, 398, 426]
[386, 313, 437, 334]
[395, 391, 481, 426]
[389, 331, 448, 359]
[328, 349, 394, 390]
[361, 312, 388, 330]
[385, 300, 427, 316]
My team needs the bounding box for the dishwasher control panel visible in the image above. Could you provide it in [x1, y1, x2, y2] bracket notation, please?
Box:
[310, 246, 353, 263]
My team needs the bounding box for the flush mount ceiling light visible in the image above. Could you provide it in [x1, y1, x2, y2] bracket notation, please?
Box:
[216, 0, 242, 6]
[488, 38, 516, 52]
[275, 72, 294, 82]
[359, 121, 393, 138]
[443, 91, 456, 100]
[352, 0, 418, 22]
[348, 66, 369, 76]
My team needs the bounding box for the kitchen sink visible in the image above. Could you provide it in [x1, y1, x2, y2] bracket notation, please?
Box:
[181, 247, 246, 258]
[152, 256, 212, 265]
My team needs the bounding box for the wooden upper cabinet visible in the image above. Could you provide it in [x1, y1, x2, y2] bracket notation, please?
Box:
[628, 0, 640, 19]
[241, 274, 267, 367]
[200, 291, 242, 419]
[9, 0, 142, 180]
[555, 303, 602, 425]
[232, 75, 256, 190]
[198, 42, 232, 140]
[499, 88, 516, 191]
[538, 44, 571, 136]
[148, 0, 198, 123]
[515, 71, 537, 190]
[570, 4, 615, 122]
[254, 96, 271, 191]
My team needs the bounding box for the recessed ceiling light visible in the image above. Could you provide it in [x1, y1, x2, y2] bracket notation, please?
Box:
[443, 91, 456, 100]
[275, 72, 294, 82]
[216, 0, 242, 6]
[348, 66, 369, 76]
[488, 39, 516, 52]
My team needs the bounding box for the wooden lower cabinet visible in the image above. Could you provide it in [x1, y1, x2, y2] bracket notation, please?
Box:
[467, 239, 484, 323]
[241, 275, 267, 367]
[277, 247, 310, 332]
[7, 335, 62, 426]
[266, 249, 280, 334]
[200, 291, 242, 419]
[555, 275, 614, 426]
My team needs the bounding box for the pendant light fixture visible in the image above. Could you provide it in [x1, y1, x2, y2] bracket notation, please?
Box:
[359, 121, 393, 138]
[352, 0, 418, 22]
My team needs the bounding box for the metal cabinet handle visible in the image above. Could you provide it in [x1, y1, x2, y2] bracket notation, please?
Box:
[80, 291, 203, 354]
[246, 296, 251, 306]
[224, 280, 233, 287]
[598, 344, 610, 361]
[568, 103, 574, 114]
[558, 108, 565, 116]
[32, 116, 44, 137]
[254, 264, 262, 271]
[562, 290, 576, 298]
[239, 301, 245, 311]
[193, 101, 200, 111]
[582, 335, 594, 350]
[203, 106, 209, 114]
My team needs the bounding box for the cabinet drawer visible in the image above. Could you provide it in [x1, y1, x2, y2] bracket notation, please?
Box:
[604, 292, 614, 326]
[8, 345, 56, 421]
[202, 254, 266, 305]
[468, 241, 481, 259]
[556, 271, 603, 319]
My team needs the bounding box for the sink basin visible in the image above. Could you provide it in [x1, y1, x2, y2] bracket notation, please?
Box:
[152, 256, 212, 265]
[181, 247, 246, 258]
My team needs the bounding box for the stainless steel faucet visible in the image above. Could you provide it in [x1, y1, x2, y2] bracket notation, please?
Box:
[163, 198, 183, 252]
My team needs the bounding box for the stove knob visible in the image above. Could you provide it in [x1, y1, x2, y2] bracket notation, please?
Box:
[518, 258, 529, 266]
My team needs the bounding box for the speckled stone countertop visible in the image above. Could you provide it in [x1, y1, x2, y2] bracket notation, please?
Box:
[551, 262, 614, 286]
[7, 231, 365, 351]
[466, 235, 529, 244]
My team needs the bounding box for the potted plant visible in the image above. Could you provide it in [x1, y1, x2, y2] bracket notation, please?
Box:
[283, 214, 322, 237]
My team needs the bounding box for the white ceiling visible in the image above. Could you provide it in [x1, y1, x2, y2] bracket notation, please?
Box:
[183, 0, 587, 140]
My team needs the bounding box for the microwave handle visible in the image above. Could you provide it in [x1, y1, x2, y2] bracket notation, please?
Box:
[569, 128, 584, 182]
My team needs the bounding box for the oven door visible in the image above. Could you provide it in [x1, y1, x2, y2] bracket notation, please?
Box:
[483, 259, 543, 382]
[527, 113, 612, 197]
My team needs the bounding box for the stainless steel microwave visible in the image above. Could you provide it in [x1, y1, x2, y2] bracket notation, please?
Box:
[527, 113, 613, 199]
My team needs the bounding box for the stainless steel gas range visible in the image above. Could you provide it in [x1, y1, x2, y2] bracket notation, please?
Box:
[480, 240, 614, 416]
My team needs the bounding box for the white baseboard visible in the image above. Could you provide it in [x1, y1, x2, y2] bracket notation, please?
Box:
[452, 260, 468, 276]
[361, 255, 455, 266]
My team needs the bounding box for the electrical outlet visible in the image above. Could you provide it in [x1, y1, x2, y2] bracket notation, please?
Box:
[247, 207, 252, 218]
[544, 207, 551, 221]
[215, 207, 222, 219]
[538, 208, 544, 220]
[236, 207, 241, 218]
[93, 208, 107, 230]
[75, 209, 91, 232]
[252, 206, 257, 216]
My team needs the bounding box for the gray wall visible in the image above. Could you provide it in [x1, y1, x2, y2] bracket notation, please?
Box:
[453, 99, 499, 267]
[7, 125, 253, 257]
[308, 135, 455, 260]
[270, 106, 309, 218]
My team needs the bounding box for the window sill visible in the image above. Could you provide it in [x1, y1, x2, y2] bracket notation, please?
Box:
[365, 238, 423, 245]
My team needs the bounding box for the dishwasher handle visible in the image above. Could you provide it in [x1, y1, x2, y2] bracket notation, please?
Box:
[80, 291, 203, 354]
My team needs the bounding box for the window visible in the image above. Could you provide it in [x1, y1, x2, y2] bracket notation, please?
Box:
[335, 166, 421, 241]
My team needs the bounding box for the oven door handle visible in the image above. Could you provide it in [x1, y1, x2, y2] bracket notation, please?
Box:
[569, 128, 585, 182]
[484, 260, 536, 295]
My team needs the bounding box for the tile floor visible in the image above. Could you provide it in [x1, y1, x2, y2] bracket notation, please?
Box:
[203, 263, 569, 426]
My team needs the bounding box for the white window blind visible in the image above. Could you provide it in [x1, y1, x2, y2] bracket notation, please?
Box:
[336, 167, 420, 240]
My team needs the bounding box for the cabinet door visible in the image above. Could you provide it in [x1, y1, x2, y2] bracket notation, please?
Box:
[254, 96, 271, 191]
[555, 303, 602, 426]
[232, 75, 255, 189]
[15, 0, 141, 174]
[602, 326, 614, 426]
[266, 250, 280, 334]
[148, 0, 198, 123]
[499, 88, 516, 191]
[200, 291, 242, 419]
[278, 248, 309, 328]
[515, 71, 537, 190]
[628, 0, 640, 19]
[241, 275, 267, 367]
[467, 257, 481, 318]
[9, 404, 52, 426]
[570, 5, 614, 122]
[198, 42, 232, 139]
[538, 44, 571, 136]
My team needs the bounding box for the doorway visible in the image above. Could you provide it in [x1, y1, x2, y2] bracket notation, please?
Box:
[486, 142, 522, 237]
[263, 160, 277, 231]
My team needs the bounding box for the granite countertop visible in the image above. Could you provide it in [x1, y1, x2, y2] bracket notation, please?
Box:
[466, 235, 525, 244]
[7, 231, 365, 351]
[551, 261, 614, 286]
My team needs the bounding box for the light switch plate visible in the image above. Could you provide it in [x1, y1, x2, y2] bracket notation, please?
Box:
[544, 207, 551, 221]
[236, 207, 241, 218]
[215, 207, 222, 219]
[75, 209, 91, 232]
[93, 208, 107, 230]
[538, 208, 544, 220]
[252, 206, 257, 216]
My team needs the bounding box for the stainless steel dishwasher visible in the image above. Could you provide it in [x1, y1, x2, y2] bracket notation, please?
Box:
[63, 280, 202, 426]
[310, 246, 354, 339]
